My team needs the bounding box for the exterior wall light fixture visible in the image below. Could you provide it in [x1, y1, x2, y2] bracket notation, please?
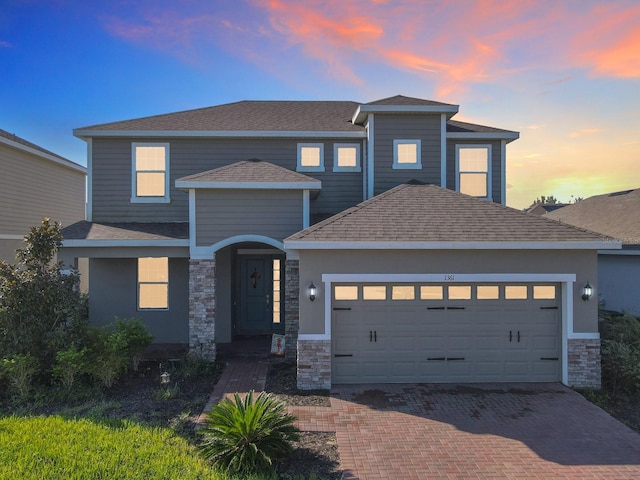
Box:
[582, 282, 593, 301]
[308, 282, 317, 302]
[161, 371, 171, 384]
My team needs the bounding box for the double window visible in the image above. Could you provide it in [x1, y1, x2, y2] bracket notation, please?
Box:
[138, 257, 169, 310]
[456, 145, 491, 199]
[132, 143, 170, 203]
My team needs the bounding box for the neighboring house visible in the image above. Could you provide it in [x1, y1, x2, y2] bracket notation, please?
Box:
[0, 128, 86, 263]
[525, 203, 568, 215]
[544, 189, 640, 315]
[58, 95, 618, 390]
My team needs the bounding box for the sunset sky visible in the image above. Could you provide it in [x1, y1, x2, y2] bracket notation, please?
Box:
[1, 0, 638, 209]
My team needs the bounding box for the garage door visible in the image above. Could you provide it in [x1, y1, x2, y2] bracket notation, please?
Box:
[332, 283, 561, 383]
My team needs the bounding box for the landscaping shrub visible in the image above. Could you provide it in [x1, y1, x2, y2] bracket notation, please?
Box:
[200, 390, 300, 475]
[600, 312, 640, 394]
[0, 354, 38, 400]
[52, 345, 88, 392]
[113, 317, 154, 372]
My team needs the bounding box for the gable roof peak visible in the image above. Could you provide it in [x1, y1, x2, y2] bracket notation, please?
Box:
[365, 95, 458, 107]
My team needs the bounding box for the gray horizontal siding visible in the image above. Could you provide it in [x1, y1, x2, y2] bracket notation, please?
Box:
[446, 139, 502, 203]
[88, 257, 189, 344]
[195, 189, 303, 245]
[373, 114, 442, 196]
[91, 137, 364, 222]
[0, 143, 85, 235]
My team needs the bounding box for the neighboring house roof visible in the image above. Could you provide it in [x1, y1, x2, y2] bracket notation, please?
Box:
[525, 204, 568, 216]
[62, 221, 189, 245]
[175, 160, 321, 190]
[74, 101, 363, 137]
[285, 183, 616, 249]
[544, 188, 640, 247]
[0, 128, 86, 173]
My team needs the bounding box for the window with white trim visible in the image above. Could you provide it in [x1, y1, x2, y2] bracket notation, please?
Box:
[393, 139, 421, 169]
[132, 143, 170, 203]
[333, 144, 361, 172]
[456, 145, 491, 199]
[297, 143, 325, 172]
[138, 257, 169, 310]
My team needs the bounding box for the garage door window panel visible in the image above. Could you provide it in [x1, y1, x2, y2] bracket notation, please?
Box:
[392, 285, 415, 300]
[505, 285, 528, 299]
[533, 285, 556, 299]
[420, 285, 443, 300]
[477, 285, 500, 300]
[448, 285, 471, 300]
[334, 285, 359, 300]
[363, 285, 387, 300]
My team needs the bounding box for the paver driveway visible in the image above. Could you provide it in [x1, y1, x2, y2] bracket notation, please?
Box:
[326, 383, 640, 479]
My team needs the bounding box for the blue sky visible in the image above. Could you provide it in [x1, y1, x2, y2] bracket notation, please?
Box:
[1, 0, 639, 209]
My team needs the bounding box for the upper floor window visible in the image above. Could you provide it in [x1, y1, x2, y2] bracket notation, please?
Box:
[456, 145, 492, 199]
[393, 139, 422, 169]
[333, 144, 361, 172]
[132, 143, 170, 203]
[138, 257, 169, 310]
[297, 143, 325, 172]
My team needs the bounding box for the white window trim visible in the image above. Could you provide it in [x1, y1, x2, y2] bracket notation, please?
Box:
[297, 143, 325, 172]
[333, 143, 361, 172]
[137, 257, 170, 311]
[455, 144, 492, 200]
[393, 139, 422, 169]
[131, 142, 170, 203]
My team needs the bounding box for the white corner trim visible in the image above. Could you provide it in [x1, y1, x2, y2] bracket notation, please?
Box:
[189, 189, 196, 252]
[175, 180, 321, 190]
[561, 281, 572, 385]
[500, 140, 507, 205]
[302, 190, 310, 229]
[86, 138, 93, 221]
[440, 114, 447, 188]
[367, 114, 374, 199]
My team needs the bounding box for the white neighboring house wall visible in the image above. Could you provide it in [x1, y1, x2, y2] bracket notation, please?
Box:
[0, 130, 87, 288]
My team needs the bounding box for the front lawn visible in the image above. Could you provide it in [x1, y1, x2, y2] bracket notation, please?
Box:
[0, 416, 219, 480]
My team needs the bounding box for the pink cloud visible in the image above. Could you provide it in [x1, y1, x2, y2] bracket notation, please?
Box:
[568, 128, 605, 139]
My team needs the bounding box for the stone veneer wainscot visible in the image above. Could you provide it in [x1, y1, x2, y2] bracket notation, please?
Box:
[297, 339, 331, 390]
[189, 258, 216, 361]
[568, 338, 601, 388]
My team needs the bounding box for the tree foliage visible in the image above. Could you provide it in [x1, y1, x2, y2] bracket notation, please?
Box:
[0, 219, 87, 374]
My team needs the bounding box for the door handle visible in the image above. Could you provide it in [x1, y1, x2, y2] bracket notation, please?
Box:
[370, 330, 372, 342]
[509, 330, 512, 342]
[517, 331, 520, 343]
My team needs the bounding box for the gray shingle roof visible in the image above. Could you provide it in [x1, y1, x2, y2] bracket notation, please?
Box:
[62, 221, 189, 241]
[366, 95, 457, 107]
[544, 189, 640, 247]
[286, 183, 612, 245]
[176, 160, 320, 187]
[446, 119, 518, 135]
[75, 101, 363, 133]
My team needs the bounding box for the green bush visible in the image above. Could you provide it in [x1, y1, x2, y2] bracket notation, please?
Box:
[200, 390, 300, 475]
[0, 354, 39, 400]
[114, 317, 153, 372]
[600, 312, 640, 394]
[53, 345, 88, 391]
[0, 416, 220, 480]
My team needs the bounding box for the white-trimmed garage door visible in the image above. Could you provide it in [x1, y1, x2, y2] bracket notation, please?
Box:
[332, 283, 561, 383]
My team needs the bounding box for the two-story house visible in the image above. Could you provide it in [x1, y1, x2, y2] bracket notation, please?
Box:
[59, 95, 616, 389]
[0, 128, 86, 264]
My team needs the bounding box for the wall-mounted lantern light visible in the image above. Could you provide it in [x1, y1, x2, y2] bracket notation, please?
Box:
[582, 282, 593, 301]
[161, 371, 171, 384]
[308, 282, 317, 302]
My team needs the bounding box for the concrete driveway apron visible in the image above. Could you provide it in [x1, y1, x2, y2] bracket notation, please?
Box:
[326, 383, 640, 479]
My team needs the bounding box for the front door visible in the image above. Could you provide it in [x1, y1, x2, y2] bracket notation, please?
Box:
[237, 254, 284, 334]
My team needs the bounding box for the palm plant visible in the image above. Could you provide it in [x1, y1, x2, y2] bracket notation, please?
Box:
[199, 390, 300, 475]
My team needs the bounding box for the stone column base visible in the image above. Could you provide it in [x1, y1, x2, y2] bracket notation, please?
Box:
[297, 339, 331, 390]
[568, 338, 601, 388]
[189, 258, 216, 361]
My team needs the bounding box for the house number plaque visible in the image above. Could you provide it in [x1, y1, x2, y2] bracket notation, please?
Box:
[444, 274, 455, 281]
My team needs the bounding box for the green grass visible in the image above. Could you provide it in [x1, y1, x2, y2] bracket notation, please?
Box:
[0, 415, 221, 480]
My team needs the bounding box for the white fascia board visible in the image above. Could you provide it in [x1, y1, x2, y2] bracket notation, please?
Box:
[568, 332, 600, 340]
[352, 104, 459, 124]
[447, 132, 520, 143]
[321, 273, 577, 283]
[73, 129, 366, 139]
[62, 239, 189, 248]
[175, 181, 321, 190]
[598, 248, 640, 255]
[0, 135, 87, 174]
[284, 240, 616, 250]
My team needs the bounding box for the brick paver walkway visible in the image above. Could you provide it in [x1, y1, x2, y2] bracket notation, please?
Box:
[199, 361, 640, 479]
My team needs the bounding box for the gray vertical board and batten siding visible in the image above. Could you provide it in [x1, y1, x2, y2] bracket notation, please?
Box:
[195, 189, 303, 245]
[91, 137, 363, 223]
[88, 257, 189, 343]
[446, 139, 503, 204]
[372, 114, 442, 195]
